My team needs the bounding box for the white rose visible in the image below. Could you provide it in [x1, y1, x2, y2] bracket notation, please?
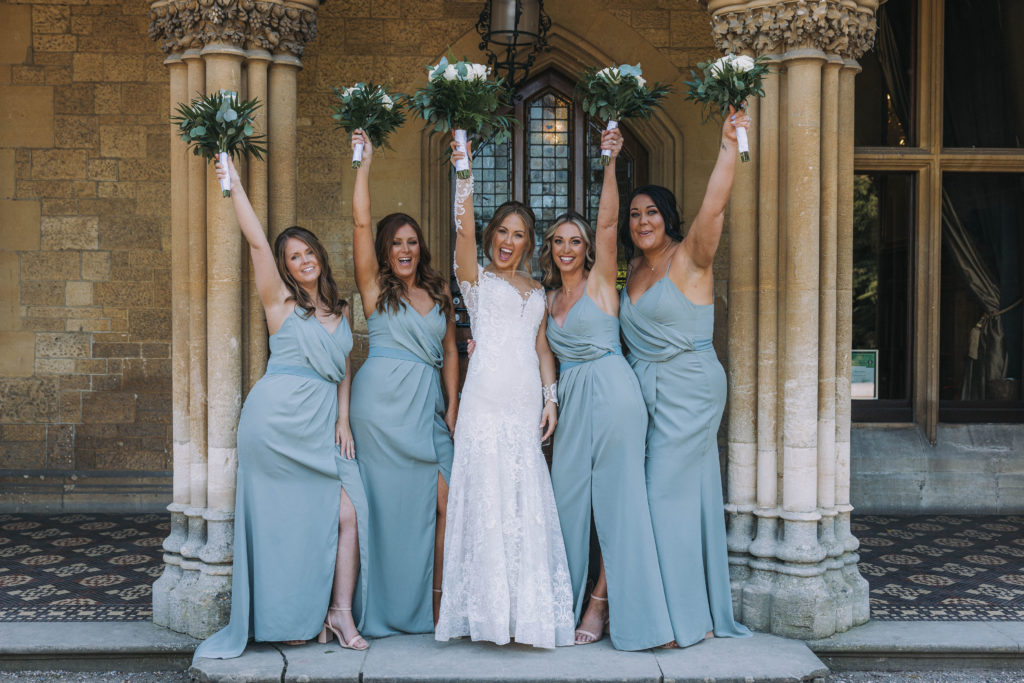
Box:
[381, 92, 393, 111]
[470, 63, 489, 80]
[635, 75, 646, 88]
[443, 64, 459, 81]
[597, 66, 621, 83]
[709, 56, 729, 78]
[733, 55, 755, 72]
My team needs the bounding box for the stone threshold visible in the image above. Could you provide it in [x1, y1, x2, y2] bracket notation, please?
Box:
[1, 621, 1022, 680]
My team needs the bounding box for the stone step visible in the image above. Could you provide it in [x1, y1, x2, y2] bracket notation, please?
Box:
[0, 622, 197, 673]
[807, 620, 1024, 672]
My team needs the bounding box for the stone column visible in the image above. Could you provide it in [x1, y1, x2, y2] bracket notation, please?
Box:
[153, 53, 190, 628]
[268, 56, 301, 235]
[167, 46, 208, 637]
[149, 0, 323, 638]
[708, 0, 877, 640]
[725, 91, 759, 609]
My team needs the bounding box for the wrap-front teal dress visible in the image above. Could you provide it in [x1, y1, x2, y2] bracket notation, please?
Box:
[546, 286, 673, 651]
[194, 307, 370, 661]
[350, 303, 454, 637]
[619, 267, 750, 648]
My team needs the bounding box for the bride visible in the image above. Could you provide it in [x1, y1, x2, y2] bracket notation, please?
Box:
[434, 139, 575, 648]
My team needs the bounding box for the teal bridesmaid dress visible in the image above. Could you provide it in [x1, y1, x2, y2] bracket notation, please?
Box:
[619, 266, 751, 648]
[194, 307, 370, 661]
[349, 304, 454, 637]
[546, 285, 673, 651]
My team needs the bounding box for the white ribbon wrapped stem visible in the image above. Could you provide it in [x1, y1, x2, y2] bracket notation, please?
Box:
[601, 120, 618, 165]
[352, 141, 365, 169]
[736, 126, 750, 163]
[218, 151, 231, 196]
[453, 129, 470, 179]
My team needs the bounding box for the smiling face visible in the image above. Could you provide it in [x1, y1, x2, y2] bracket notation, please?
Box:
[389, 224, 420, 281]
[284, 236, 320, 288]
[489, 212, 530, 272]
[550, 221, 587, 279]
[628, 193, 668, 253]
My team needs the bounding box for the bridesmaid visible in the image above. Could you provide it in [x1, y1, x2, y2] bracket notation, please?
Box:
[348, 130, 457, 636]
[194, 158, 369, 661]
[543, 128, 673, 650]
[619, 107, 753, 648]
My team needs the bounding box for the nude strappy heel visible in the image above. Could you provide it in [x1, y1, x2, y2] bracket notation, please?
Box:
[317, 606, 369, 651]
[574, 593, 608, 645]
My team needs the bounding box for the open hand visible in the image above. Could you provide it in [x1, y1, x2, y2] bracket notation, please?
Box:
[540, 401, 557, 441]
[335, 419, 356, 459]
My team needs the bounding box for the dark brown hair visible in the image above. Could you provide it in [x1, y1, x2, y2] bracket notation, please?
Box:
[374, 213, 453, 320]
[273, 226, 346, 318]
[539, 211, 596, 289]
[481, 201, 536, 272]
[622, 184, 684, 261]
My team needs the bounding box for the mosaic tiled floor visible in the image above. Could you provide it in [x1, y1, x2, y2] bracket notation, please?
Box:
[0, 513, 166, 621]
[1, 513, 1022, 622]
[854, 514, 1024, 621]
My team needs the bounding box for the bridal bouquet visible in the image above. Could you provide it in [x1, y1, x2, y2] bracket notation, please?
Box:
[684, 54, 769, 162]
[330, 83, 407, 169]
[410, 56, 516, 178]
[576, 63, 670, 165]
[172, 90, 267, 196]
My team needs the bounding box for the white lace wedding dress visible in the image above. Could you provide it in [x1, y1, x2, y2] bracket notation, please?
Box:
[435, 264, 575, 648]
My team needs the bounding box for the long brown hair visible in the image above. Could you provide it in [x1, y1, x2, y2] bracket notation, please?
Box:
[481, 201, 536, 273]
[539, 211, 596, 289]
[374, 213, 453, 320]
[273, 226, 346, 317]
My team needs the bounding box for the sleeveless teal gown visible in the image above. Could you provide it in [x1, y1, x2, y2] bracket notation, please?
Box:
[619, 267, 750, 648]
[193, 308, 370, 661]
[350, 303, 454, 637]
[546, 286, 673, 651]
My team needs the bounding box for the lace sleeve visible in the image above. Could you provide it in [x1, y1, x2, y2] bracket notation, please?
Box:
[454, 257, 481, 316]
[453, 175, 474, 235]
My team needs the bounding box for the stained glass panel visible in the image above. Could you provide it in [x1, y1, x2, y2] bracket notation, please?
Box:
[526, 92, 572, 260]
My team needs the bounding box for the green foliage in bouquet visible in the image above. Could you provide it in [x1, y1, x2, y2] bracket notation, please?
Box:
[330, 83, 407, 168]
[171, 90, 267, 196]
[409, 56, 517, 145]
[683, 54, 770, 121]
[575, 63, 671, 124]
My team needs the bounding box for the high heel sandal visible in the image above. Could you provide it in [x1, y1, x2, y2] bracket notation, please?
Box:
[574, 594, 609, 645]
[317, 607, 369, 651]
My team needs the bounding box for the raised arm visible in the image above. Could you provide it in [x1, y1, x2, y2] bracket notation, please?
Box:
[537, 317, 558, 441]
[450, 139, 478, 285]
[683, 105, 750, 269]
[217, 157, 291, 330]
[352, 129, 380, 317]
[591, 128, 623, 311]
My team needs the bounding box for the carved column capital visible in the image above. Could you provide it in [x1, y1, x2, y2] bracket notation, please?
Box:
[708, 0, 877, 59]
[149, 0, 321, 58]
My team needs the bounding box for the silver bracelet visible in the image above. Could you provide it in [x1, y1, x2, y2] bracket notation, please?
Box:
[543, 382, 558, 405]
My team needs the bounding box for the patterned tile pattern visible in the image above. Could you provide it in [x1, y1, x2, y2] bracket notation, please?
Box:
[1, 513, 1022, 622]
[855, 515, 1024, 621]
[0, 513, 165, 622]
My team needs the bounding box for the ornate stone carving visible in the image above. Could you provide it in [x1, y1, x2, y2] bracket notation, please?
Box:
[149, 0, 319, 56]
[710, 0, 877, 59]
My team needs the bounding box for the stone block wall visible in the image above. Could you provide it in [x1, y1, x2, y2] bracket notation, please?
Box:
[0, 0, 172, 510]
[1, 0, 719, 511]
